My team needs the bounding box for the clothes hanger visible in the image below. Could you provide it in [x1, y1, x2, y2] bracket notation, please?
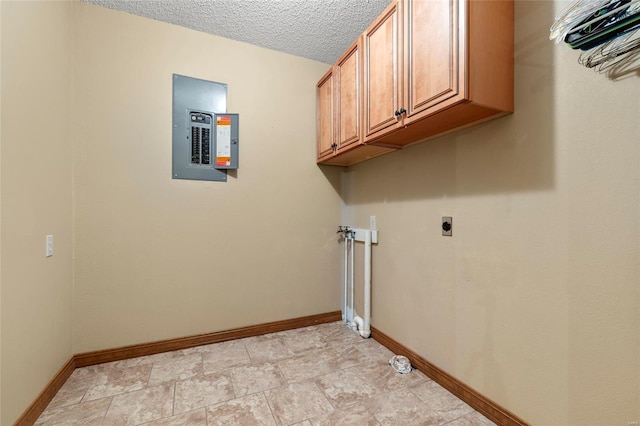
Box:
[565, 0, 638, 50]
[578, 27, 640, 70]
[551, 0, 640, 73]
[550, 0, 612, 44]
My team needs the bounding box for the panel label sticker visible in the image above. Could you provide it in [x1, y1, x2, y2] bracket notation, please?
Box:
[216, 115, 232, 166]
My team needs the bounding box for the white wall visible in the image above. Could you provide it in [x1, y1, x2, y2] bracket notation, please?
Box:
[343, 1, 640, 424]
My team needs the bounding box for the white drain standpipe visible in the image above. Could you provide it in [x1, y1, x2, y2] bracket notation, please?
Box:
[342, 235, 349, 322]
[340, 226, 378, 338]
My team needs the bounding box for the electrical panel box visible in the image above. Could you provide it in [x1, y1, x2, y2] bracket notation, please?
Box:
[173, 74, 240, 182]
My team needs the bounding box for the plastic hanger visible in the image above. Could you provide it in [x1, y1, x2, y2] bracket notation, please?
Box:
[551, 0, 640, 73]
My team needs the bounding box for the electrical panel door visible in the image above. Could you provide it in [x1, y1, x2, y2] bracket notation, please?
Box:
[214, 113, 239, 170]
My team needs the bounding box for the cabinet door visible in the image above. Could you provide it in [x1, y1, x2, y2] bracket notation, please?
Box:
[336, 38, 361, 151]
[316, 69, 335, 160]
[364, 1, 401, 140]
[404, 0, 463, 122]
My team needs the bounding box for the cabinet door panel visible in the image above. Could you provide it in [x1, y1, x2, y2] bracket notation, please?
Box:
[364, 3, 400, 138]
[337, 41, 361, 150]
[405, 0, 461, 119]
[317, 70, 335, 159]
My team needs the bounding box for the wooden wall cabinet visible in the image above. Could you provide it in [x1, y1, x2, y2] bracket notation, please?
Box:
[317, 0, 514, 166]
[316, 68, 335, 160]
[362, 2, 402, 140]
[366, 0, 514, 148]
[317, 38, 396, 166]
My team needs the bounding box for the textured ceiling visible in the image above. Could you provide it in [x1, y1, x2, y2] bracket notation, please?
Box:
[84, 0, 392, 64]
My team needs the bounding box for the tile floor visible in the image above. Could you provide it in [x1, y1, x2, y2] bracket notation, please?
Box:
[36, 322, 495, 425]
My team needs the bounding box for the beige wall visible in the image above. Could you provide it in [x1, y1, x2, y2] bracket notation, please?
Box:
[72, 3, 342, 353]
[0, 3, 3, 422]
[0, 1, 74, 424]
[343, 1, 640, 425]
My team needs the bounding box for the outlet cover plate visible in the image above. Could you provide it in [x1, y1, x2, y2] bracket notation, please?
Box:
[442, 217, 452, 236]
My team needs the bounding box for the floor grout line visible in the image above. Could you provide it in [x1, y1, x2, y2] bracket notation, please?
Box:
[262, 390, 279, 426]
[99, 396, 114, 426]
[171, 378, 177, 417]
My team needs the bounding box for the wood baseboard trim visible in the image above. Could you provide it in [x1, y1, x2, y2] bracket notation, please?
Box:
[14, 357, 76, 426]
[371, 326, 529, 426]
[74, 311, 342, 368]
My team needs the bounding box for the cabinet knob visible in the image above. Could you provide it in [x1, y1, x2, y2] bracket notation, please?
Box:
[394, 110, 401, 117]
[331, 143, 337, 149]
[399, 108, 407, 115]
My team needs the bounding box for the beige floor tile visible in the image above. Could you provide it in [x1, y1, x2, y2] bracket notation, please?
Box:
[446, 411, 496, 426]
[45, 369, 96, 410]
[327, 344, 369, 371]
[65, 364, 117, 385]
[173, 372, 235, 414]
[64, 366, 101, 384]
[309, 403, 380, 425]
[244, 335, 295, 363]
[410, 380, 474, 422]
[202, 340, 252, 375]
[140, 408, 207, 425]
[206, 392, 277, 426]
[276, 328, 330, 354]
[46, 384, 88, 411]
[309, 323, 389, 364]
[355, 339, 395, 362]
[97, 349, 196, 370]
[277, 345, 365, 383]
[148, 353, 203, 386]
[196, 338, 246, 353]
[83, 364, 152, 401]
[95, 356, 156, 370]
[363, 387, 444, 425]
[314, 367, 380, 409]
[102, 383, 174, 426]
[310, 322, 344, 335]
[314, 323, 364, 348]
[277, 348, 337, 383]
[290, 421, 313, 426]
[176, 345, 207, 356]
[264, 381, 334, 425]
[35, 397, 111, 426]
[46, 386, 88, 410]
[230, 361, 287, 396]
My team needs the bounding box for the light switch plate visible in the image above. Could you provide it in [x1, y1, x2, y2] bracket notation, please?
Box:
[46, 235, 54, 257]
